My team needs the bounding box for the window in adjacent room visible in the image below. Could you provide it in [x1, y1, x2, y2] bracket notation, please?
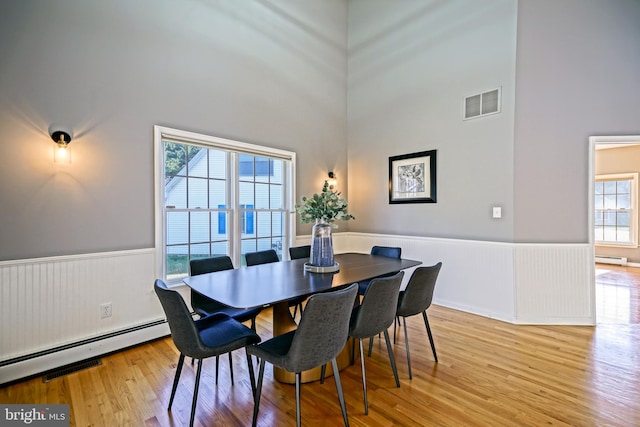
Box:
[154, 126, 296, 284]
[594, 173, 638, 247]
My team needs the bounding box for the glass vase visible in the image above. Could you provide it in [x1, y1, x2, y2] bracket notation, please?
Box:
[310, 220, 334, 267]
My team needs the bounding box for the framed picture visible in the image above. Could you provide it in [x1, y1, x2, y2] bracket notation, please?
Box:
[389, 150, 437, 204]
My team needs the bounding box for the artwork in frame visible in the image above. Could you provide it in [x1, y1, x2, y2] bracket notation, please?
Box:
[388, 150, 437, 204]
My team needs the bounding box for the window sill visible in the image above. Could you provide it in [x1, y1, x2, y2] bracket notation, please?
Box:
[595, 242, 638, 249]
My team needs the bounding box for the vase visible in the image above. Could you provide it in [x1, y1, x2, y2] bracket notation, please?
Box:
[310, 220, 334, 267]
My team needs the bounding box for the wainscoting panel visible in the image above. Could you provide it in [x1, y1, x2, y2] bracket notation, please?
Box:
[0, 249, 165, 384]
[334, 233, 517, 322]
[334, 233, 594, 325]
[514, 244, 595, 324]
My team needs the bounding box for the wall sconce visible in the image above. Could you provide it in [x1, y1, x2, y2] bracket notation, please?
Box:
[327, 171, 337, 187]
[49, 125, 72, 164]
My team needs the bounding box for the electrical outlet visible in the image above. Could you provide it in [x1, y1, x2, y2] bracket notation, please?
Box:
[100, 303, 112, 319]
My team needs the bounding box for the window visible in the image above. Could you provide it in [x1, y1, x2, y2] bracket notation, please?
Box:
[594, 173, 638, 247]
[154, 126, 296, 284]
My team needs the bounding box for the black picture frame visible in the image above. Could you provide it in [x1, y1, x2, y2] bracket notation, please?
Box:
[388, 150, 437, 204]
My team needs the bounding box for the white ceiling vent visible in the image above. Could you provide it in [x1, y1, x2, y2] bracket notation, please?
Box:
[464, 88, 501, 120]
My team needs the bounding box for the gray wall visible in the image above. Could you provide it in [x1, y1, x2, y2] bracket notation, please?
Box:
[0, 0, 348, 260]
[347, 0, 640, 245]
[513, 0, 640, 243]
[347, 0, 517, 242]
[2, 0, 640, 261]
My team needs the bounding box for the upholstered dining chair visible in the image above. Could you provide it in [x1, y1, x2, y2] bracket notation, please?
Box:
[247, 283, 358, 427]
[189, 256, 263, 385]
[395, 262, 442, 379]
[289, 245, 311, 260]
[244, 249, 280, 266]
[154, 279, 261, 427]
[357, 246, 402, 296]
[348, 272, 404, 414]
[245, 249, 306, 319]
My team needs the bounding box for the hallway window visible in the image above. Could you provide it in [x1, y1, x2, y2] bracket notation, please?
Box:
[154, 126, 295, 284]
[595, 173, 638, 246]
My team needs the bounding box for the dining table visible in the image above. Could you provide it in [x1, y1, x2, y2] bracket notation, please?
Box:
[183, 252, 422, 383]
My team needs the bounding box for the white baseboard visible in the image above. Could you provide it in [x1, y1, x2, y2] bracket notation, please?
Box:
[0, 321, 169, 385]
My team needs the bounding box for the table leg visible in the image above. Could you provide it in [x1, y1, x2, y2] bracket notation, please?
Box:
[272, 301, 354, 384]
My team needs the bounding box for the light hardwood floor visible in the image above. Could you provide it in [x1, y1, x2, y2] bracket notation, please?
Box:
[2, 270, 639, 426]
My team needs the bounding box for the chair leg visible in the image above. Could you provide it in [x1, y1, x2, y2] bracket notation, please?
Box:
[245, 349, 256, 398]
[358, 338, 368, 415]
[367, 336, 373, 357]
[393, 316, 399, 344]
[190, 359, 203, 427]
[228, 351, 235, 385]
[168, 353, 185, 410]
[215, 355, 220, 384]
[383, 329, 400, 387]
[251, 359, 266, 427]
[332, 358, 350, 427]
[295, 372, 302, 427]
[423, 311, 438, 362]
[403, 317, 413, 379]
[320, 364, 326, 384]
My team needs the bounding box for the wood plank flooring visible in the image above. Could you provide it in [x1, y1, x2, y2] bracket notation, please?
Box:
[2, 271, 640, 426]
[595, 263, 640, 324]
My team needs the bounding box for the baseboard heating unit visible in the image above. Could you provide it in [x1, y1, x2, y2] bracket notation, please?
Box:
[595, 256, 628, 266]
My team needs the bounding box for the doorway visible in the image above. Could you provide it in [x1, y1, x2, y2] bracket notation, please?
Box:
[590, 135, 640, 324]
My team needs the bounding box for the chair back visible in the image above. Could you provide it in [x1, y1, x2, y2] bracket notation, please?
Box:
[289, 245, 311, 260]
[154, 279, 205, 357]
[283, 283, 358, 372]
[190, 255, 234, 276]
[245, 249, 279, 266]
[350, 272, 404, 338]
[397, 263, 442, 317]
[189, 256, 234, 313]
[371, 246, 401, 259]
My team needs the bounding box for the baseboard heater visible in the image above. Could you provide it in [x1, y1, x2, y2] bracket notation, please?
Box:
[595, 255, 628, 266]
[0, 319, 169, 386]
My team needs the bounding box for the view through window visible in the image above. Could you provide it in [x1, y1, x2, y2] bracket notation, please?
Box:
[155, 127, 294, 284]
[594, 174, 637, 245]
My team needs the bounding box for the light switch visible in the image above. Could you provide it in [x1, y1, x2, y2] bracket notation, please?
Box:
[492, 207, 502, 219]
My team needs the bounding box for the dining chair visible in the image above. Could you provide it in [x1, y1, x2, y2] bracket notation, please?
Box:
[244, 249, 280, 266]
[348, 272, 404, 414]
[395, 262, 442, 379]
[247, 283, 358, 427]
[154, 279, 261, 427]
[189, 256, 263, 384]
[357, 246, 402, 296]
[289, 245, 311, 260]
[321, 272, 404, 414]
[245, 249, 306, 319]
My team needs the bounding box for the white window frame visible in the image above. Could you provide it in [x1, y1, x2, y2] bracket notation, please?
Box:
[594, 172, 638, 248]
[154, 125, 297, 285]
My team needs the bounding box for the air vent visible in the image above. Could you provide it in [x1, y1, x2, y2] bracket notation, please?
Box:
[43, 359, 102, 382]
[464, 88, 501, 120]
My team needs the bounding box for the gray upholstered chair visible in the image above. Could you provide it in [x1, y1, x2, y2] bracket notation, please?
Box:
[189, 256, 263, 384]
[247, 283, 358, 427]
[289, 245, 311, 260]
[349, 271, 404, 414]
[245, 249, 306, 319]
[395, 262, 442, 379]
[154, 279, 261, 427]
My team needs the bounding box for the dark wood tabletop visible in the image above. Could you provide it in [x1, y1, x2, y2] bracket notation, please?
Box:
[183, 252, 422, 309]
